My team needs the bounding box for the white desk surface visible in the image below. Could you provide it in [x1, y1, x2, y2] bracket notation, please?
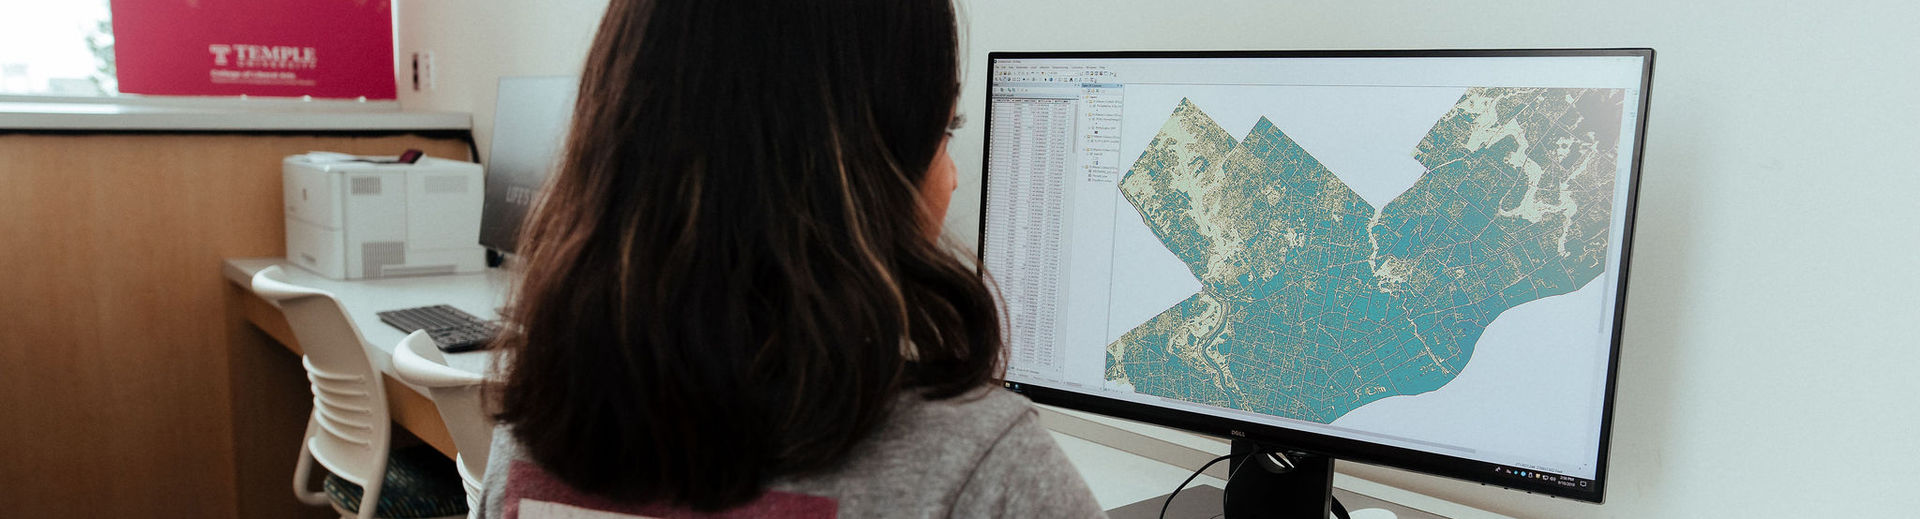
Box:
[225, 257, 507, 376]
[1049, 430, 1228, 510]
[224, 257, 1502, 518]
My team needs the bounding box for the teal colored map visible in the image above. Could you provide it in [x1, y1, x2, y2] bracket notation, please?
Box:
[1106, 88, 1625, 423]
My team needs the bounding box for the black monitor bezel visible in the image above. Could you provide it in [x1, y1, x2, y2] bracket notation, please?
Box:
[975, 48, 1653, 504]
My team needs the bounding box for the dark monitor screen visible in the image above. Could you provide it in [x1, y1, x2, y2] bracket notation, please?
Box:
[479, 75, 578, 253]
[979, 49, 1652, 503]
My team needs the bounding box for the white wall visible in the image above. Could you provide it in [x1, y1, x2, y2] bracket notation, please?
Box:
[399, 1, 1920, 516]
[393, 0, 608, 162]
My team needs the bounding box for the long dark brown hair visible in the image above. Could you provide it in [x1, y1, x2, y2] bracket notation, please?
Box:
[492, 0, 1000, 511]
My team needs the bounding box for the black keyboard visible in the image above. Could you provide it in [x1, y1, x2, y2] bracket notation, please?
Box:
[377, 305, 499, 353]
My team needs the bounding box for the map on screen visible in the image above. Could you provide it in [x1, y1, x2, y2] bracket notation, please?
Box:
[1105, 88, 1626, 423]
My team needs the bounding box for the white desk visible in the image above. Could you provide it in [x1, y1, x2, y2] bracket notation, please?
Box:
[224, 257, 1501, 518]
[224, 257, 507, 375]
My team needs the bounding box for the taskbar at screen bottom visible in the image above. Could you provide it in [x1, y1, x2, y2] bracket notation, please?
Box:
[1002, 379, 1603, 502]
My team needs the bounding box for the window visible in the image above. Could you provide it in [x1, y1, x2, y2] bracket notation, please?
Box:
[0, 0, 116, 96]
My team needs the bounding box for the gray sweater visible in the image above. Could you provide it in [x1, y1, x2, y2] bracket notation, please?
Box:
[478, 387, 1107, 518]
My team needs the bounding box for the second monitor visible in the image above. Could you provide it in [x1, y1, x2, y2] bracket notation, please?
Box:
[479, 75, 579, 254]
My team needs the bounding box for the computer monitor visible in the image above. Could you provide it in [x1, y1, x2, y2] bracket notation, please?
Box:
[479, 75, 579, 253]
[980, 49, 1651, 513]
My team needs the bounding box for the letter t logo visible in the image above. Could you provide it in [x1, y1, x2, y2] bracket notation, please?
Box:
[208, 44, 232, 66]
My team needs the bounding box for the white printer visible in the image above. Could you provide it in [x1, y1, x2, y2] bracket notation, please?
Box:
[283, 152, 488, 279]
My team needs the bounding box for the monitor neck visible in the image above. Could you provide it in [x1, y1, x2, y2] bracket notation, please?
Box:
[1224, 439, 1350, 519]
[485, 248, 511, 269]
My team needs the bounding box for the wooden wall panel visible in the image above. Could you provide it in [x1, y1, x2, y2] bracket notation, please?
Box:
[0, 133, 468, 518]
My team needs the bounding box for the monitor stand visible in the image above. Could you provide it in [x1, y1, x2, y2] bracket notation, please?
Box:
[1107, 437, 1438, 519]
[1224, 439, 1347, 519]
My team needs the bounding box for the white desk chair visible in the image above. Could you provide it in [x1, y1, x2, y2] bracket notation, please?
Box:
[249, 266, 468, 519]
[391, 331, 493, 516]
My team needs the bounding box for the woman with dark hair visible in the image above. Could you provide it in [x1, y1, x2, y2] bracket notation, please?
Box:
[476, 0, 1104, 516]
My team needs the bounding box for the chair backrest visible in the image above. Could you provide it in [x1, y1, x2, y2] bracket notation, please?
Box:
[249, 266, 392, 487]
[390, 331, 492, 504]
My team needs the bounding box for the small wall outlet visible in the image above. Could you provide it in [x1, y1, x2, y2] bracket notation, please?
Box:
[410, 51, 436, 92]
